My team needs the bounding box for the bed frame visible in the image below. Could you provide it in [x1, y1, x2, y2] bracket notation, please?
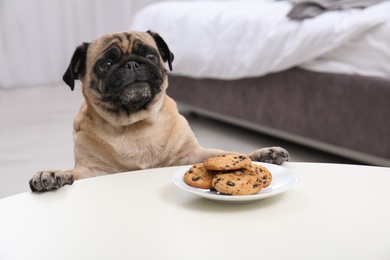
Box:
[167, 67, 390, 166]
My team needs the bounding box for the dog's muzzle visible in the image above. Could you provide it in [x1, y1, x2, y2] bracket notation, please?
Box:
[101, 60, 163, 111]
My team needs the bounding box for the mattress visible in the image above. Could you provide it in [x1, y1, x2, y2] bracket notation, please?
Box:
[131, 0, 390, 80]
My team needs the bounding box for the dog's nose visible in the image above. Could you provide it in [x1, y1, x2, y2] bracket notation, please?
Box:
[124, 61, 140, 72]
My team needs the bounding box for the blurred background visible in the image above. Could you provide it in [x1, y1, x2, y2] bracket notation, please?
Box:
[0, 0, 170, 89]
[1, 0, 389, 197]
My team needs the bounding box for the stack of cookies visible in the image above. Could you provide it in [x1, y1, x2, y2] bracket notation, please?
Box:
[183, 154, 272, 195]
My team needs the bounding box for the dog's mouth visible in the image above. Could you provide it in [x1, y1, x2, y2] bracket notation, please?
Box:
[119, 81, 155, 108]
[100, 79, 162, 114]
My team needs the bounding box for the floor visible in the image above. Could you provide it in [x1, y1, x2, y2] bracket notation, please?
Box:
[0, 83, 361, 198]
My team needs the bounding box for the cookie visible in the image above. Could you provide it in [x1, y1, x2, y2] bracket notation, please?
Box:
[212, 169, 263, 195]
[183, 163, 216, 189]
[250, 164, 272, 188]
[203, 154, 252, 171]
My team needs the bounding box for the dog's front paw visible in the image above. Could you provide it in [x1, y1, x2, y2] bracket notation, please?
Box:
[29, 170, 74, 192]
[247, 147, 290, 165]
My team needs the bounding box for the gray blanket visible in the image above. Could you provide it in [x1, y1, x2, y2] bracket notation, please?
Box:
[287, 0, 384, 20]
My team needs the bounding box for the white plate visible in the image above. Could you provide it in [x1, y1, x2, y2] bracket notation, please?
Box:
[172, 162, 297, 204]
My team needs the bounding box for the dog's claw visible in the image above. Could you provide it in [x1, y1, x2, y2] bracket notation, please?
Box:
[56, 176, 63, 187]
[68, 175, 74, 185]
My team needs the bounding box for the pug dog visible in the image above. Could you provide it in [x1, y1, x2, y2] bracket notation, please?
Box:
[29, 30, 290, 192]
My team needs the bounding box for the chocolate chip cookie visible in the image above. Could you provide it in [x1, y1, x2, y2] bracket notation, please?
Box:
[203, 154, 252, 171]
[212, 169, 263, 195]
[183, 163, 216, 189]
[250, 164, 272, 188]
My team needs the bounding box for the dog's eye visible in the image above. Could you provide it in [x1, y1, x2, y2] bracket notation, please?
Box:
[99, 61, 112, 72]
[146, 54, 157, 61]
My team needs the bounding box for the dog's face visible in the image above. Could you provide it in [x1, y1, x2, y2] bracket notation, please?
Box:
[63, 31, 174, 125]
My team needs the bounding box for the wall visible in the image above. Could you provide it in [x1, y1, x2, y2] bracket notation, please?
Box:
[0, 0, 163, 88]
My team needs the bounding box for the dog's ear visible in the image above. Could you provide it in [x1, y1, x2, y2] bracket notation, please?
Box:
[147, 30, 174, 71]
[63, 42, 90, 91]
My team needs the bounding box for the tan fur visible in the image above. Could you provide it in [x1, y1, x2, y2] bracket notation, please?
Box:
[29, 31, 289, 192]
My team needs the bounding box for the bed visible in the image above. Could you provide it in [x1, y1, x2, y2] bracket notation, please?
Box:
[131, 0, 390, 166]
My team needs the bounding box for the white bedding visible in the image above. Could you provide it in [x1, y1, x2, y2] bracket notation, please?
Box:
[131, 0, 390, 80]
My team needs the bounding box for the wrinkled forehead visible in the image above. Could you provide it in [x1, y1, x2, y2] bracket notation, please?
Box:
[88, 31, 157, 60]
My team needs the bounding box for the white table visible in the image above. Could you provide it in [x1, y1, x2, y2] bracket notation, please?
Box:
[1, 163, 389, 260]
